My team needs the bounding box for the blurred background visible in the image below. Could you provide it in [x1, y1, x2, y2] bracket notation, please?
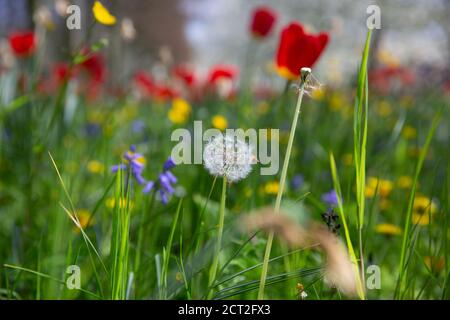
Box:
[0, 0, 449, 87]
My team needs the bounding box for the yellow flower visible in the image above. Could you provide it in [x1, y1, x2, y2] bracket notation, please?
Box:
[106, 197, 133, 209]
[256, 101, 269, 115]
[413, 196, 437, 214]
[311, 87, 325, 101]
[408, 146, 421, 158]
[365, 177, 393, 198]
[103, 123, 114, 137]
[424, 256, 444, 273]
[412, 213, 430, 225]
[92, 1, 116, 26]
[168, 98, 191, 124]
[402, 126, 417, 140]
[122, 105, 139, 120]
[375, 223, 402, 236]
[379, 198, 391, 211]
[175, 272, 184, 282]
[73, 209, 94, 233]
[400, 95, 413, 109]
[378, 179, 393, 197]
[396, 176, 413, 189]
[340, 105, 353, 119]
[244, 187, 253, 198]
[264, 181, 279, 195]
[87, 160, 105, 174]
[365, 187, 375, 198]
[173, 98, 191, 114]
[87, 110, 106, 123]
[342, 153, 353, 166]
[329, 93, 343, 111]
[212, 115, 228, 130]
[376, 101, 392, 117]
[377, 49, 400, 67]
[412, 195, 437, 226]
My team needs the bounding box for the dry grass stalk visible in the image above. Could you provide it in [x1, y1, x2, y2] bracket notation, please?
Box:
[242, 208, 358, 296]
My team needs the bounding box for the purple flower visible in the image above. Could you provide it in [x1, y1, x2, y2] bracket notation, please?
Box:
[111, 147, 178, 205]
[321, 189, 340, 207]
[142, 181, 154, 193]
[85, 123, 101, 136]
[291, 174, 304, 191]
[111, 145, 147, 185]
[163, 157, 176, 171]
[111, 164, 127, 173]
[132, 120, 146, 134]
[143, 157, 178, 205]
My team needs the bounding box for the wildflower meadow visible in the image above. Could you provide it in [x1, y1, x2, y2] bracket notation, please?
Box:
[0, 0, 449, 306]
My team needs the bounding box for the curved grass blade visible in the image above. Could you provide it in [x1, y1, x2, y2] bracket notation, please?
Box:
[4, 264, 102, 299]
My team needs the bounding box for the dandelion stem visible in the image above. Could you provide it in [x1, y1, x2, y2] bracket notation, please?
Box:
[207, 176, 227, 299]
[258, 69, 310, 299]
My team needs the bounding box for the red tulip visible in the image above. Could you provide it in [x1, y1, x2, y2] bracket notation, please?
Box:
[53, 62, 76, 83]
[250, 6, 277, 38]
[369, 66, 416, 94]
[79, 53, 105, 84]
[134, 71, 155, 95]
[133, 71, 177, 101]
[207, 65, 238, 85]
[153, 84, 178, 101]
[8, 31, 36, 57]
[275, 22, 329, 79]
[174, 65, 196, 87]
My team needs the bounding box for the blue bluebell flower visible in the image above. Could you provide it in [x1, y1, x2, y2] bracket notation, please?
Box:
[132, 120, 146, 134]
[143, 157, 178, 205]
[111, 145, 147, 185]
[321, 189, 340, 207]
[85, 123, 102, 136]
[291, 174, 304, 191]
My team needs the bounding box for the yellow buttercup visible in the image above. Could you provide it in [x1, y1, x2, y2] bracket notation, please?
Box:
[92, 1, 116, 26]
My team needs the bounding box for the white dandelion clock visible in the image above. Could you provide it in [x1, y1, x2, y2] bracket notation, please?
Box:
[203, 134, 255, 297]
[203, 134, 254, 183]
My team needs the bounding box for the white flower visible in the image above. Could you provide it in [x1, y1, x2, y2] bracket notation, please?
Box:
[55, 0, 69, 17]
[300, 291, 308, 300]
[203, 134, 254, 182]
[121, 18, 136, 41]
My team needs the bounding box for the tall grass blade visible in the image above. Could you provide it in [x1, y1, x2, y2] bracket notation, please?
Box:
[329, 152, 365, 300]
[396, 114, 441, 298]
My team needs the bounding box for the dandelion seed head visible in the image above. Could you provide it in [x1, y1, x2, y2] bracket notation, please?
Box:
[203, 134, 254, 182]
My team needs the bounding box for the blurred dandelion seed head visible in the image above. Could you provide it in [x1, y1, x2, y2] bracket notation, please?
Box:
[203, 135, 254, 182]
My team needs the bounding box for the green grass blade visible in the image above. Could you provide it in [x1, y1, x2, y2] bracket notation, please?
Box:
[329, 152, 365, 300]
[396, 113, 441, 298]
[4, 264, 102, 299]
